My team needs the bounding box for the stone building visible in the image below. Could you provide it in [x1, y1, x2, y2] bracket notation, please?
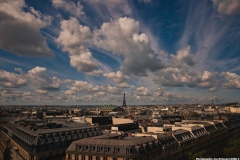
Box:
[65, 120, 231, 160]
[1, 119, 103, 160]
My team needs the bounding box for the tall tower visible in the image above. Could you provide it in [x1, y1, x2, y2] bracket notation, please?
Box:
[122, 92, 127, 107]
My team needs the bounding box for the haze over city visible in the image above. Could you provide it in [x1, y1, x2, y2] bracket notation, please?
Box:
[0, 0, 240, 105]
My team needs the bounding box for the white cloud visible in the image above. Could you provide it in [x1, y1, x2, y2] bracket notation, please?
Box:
[86, 70, 103, 76]
[56, 17, 92, 55]
[201, 71, 216, 81]
[153, 88, 185, 102]
[0, 0, 53, 56]
[153, 67, 218, 88]
[153, 46, 218, 89]
[212, 0, 240, 15]
[56, 17, 99, 74]
[153, 67, 196, 87]
[116, 82, 130, 88]
[0, 70, 27, 88]
[0, 68, 230, 105]
[131, 86, 151, 96]
[93, 17, 163, 76]
[221, 72, 240, 89]
[64, 80, 123, 99]
[169, 45, 195, 68]
[27, 66, 61, 91]
[14, 68, 24, 75]
[52, 0, 84, 17]
[83, 0, 131, 20]
[209, 87, 217, 92]
[103, 71, 130, 84]
[69, 51, 98, 72]
[56, 17, 163, 76]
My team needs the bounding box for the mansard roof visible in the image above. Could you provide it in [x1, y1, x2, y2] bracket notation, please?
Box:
[3, 120, 102, 145]
[66, 135, 159, 158]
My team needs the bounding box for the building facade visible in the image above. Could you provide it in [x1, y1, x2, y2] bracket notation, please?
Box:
[1, 119, 103, 160]
[65, 120, 232, 160]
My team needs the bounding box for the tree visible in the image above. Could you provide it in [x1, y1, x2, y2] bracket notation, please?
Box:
[188, 150, 210, 160]
[223, 137, 240, 158]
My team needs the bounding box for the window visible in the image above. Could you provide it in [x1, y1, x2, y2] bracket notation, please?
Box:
[126, 148, 132, 154]
[88, 156, 92, 160]
[82, 155, 85, 160]
[103, 157, 107, 160]
[104, 147, 110, 152]
[97, 146, 102, 152]
[75, 154, 78, 160]
[113, 158, 117, 160]
[67, 154, 70, 160]
[83, 145, 88, 151]
[114, 147, 120, 153]
[96, 156, 100, 160]
[89, 146, 95, 151]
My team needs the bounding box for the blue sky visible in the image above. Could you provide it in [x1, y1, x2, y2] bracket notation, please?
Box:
[0, 0, 240, 105]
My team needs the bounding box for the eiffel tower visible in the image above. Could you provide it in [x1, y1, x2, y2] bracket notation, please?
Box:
[122, 92, 127, 107]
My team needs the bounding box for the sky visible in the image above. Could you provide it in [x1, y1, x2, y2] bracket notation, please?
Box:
[0, 0, 240, 105]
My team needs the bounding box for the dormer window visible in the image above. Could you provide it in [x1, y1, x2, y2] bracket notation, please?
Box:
[88, 130, 92, 136]
[97, 146, 102, 152]
[125, 148, 132, 154]
[83, 145, 88, 151]
[149, 142, 155, 149]
[114, 147, 120, 153]
[104, 147, 110, 152]
[93, 130, 97, 136]
[47, 137, 52, 143]
[89, 146, 95, 151]
[78, 132, 82, 138]
[39, 136, 45, 144]
[67, 134, 71, 140]
[73, 133, 77, 139]
[60, 134, 65, 141]
[156, 141, 161, 147]
[76, 145, 81, 150]
[182, 135, 185, 140]
[83, 130, 87, 137]
[54, 135, 59, 142]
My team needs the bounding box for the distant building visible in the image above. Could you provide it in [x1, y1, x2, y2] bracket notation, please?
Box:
[1, 119, 103, 160]
[66, 135, 159, 160]
[99, 106, 124, 115]
[229, 106, 240, 114]
[66, 120, 235, 160]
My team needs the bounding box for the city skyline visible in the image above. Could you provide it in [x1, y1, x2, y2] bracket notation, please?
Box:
[0, 0, 240, 105]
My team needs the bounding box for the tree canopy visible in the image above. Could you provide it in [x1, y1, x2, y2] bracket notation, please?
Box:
[188, 150, 210, 160]
[223, 137, 240, 158]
